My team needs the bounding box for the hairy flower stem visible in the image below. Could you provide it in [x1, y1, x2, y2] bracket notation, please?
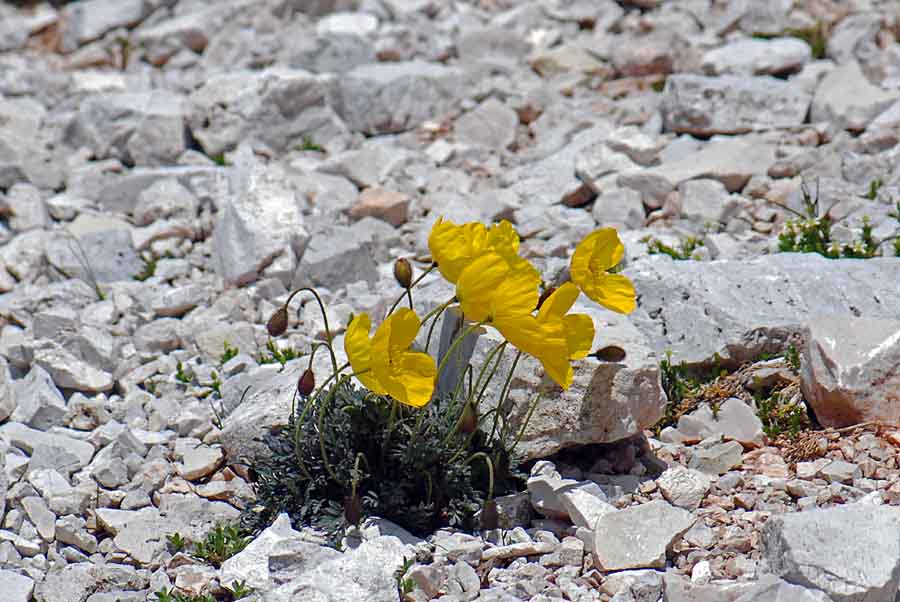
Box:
[317, 376, 343, 485]
[422, 298, 455, 354]
[285, 287, 339, 375]
[382, 399, 400, 461]
[466, 452, 495, 500]
[509, 389, 545, 453]
[472, 341, 508, 408]
[435, 322, 482, 380]
[487, 351, 522, 447]
[387, 264, 435, 315]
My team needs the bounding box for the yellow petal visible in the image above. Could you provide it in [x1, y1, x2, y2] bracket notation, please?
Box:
[486, 220, 520, 256]
[537, 282, 580, 322]
[540, 350, 574, 390]
[428, 218, 488, 283]
[390, 351, 437, 407]
[563, 313, 594, 359]
[570, 228, 625, 291]
[456, 253, 510, 323]
[373, 308, 421, 355]
[584, 273, 636, 314]
[491, 261, 541, 322]
[344, 314, 387, 394]
[493, 314, 544, 358]
[588, 228, 625, 271]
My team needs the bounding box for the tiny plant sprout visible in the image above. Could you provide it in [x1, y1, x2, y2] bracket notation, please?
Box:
[394, 257, 413, 289]
[267, 306, 289, 337]
[298, 368, 315, 397]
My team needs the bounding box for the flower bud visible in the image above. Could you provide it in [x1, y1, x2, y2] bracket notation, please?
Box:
[344, 493, 363, 526]
[393, 257, 413, 289]
[297, 368, 315, 396]
[536, 286, 556, 311]
[459, 401, 477, 434]
[267, 306, 289, 337]
[595, 345, 626, 363]
[480, 498, 499, 530]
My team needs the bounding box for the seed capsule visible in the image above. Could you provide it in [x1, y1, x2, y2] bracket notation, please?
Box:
[298, 368, 315, 396]
[266, 306, 289, 337]
[393, 257, 413, 289]
[480, 499, 499, 530]
[459, 401, 477, 434]
[344, 493, 363, 526]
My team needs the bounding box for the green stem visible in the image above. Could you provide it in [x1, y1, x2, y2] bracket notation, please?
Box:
[309, 361, 351, 402]
[423, 299, 455, 354]
[472, 341, 507, 408]
[509, 389, 544, 452]
[387, 265, 435, 315]
[488, 351, 521, 446]
[466, 452, 495, 500]
[317, 377, 343, 485]
[382, 399, 400, 459]
[287, 287, 339, 375]
[435, 322, 482, 379]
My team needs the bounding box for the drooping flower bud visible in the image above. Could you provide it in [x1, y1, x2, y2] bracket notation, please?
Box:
[480, 498, 499, 530]
[344, 493, 363, 526]
[459, 401, 477, 434]
[393, 257, 413, 289]
[536, 286, 556, 311]
[595, 345, 626, 363]
[297, 368, 315, 396]
[266, 306, 289, 337]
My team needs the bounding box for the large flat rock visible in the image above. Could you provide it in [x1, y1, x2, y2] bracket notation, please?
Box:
[761, 504, 900, 602]
[625, 254, 900, 366]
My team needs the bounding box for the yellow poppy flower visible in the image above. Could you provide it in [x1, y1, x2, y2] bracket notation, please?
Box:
[532, 282, 596, 388]
[570, 228, 636, 314]
[344, 313, 388, 395]
[428, 218, 521, 283]
[344, 309, 437, 407]
[456, 253, 540, 324]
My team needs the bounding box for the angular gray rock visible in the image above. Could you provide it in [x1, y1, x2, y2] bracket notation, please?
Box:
[11, 364, 67, 429]
[454, 98, 518, 150]
[221, 514, 337, 590]
[0, 569, 34, 602]
[0, 423, 95, 469]
[467, 301, 665, 459]
[188, 69, 346, 156]
[619, 136, 777, 198]
[31, 339, 114, 393]
[626, 254, 900, 366]
[59, 0, 152, 52]
[702, 38, 811, 76]
[336, 61, 463, 135]
[212, 154, 309, 286]
[801, 316, 900, 428]
[593, 500, 694, 571]
[656, 467, 710, 510]
[761, 505, 900, 602]
[676, 398, 767, 448]
[292, 219, 398, 290]
[811, 62, 900, 131]
[66, 92, 187, 166]
[662, 75, 811, 135]
[220, 361, 305, 463]
[266, 535, 414, 602]
[45, 215, 144, 284]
